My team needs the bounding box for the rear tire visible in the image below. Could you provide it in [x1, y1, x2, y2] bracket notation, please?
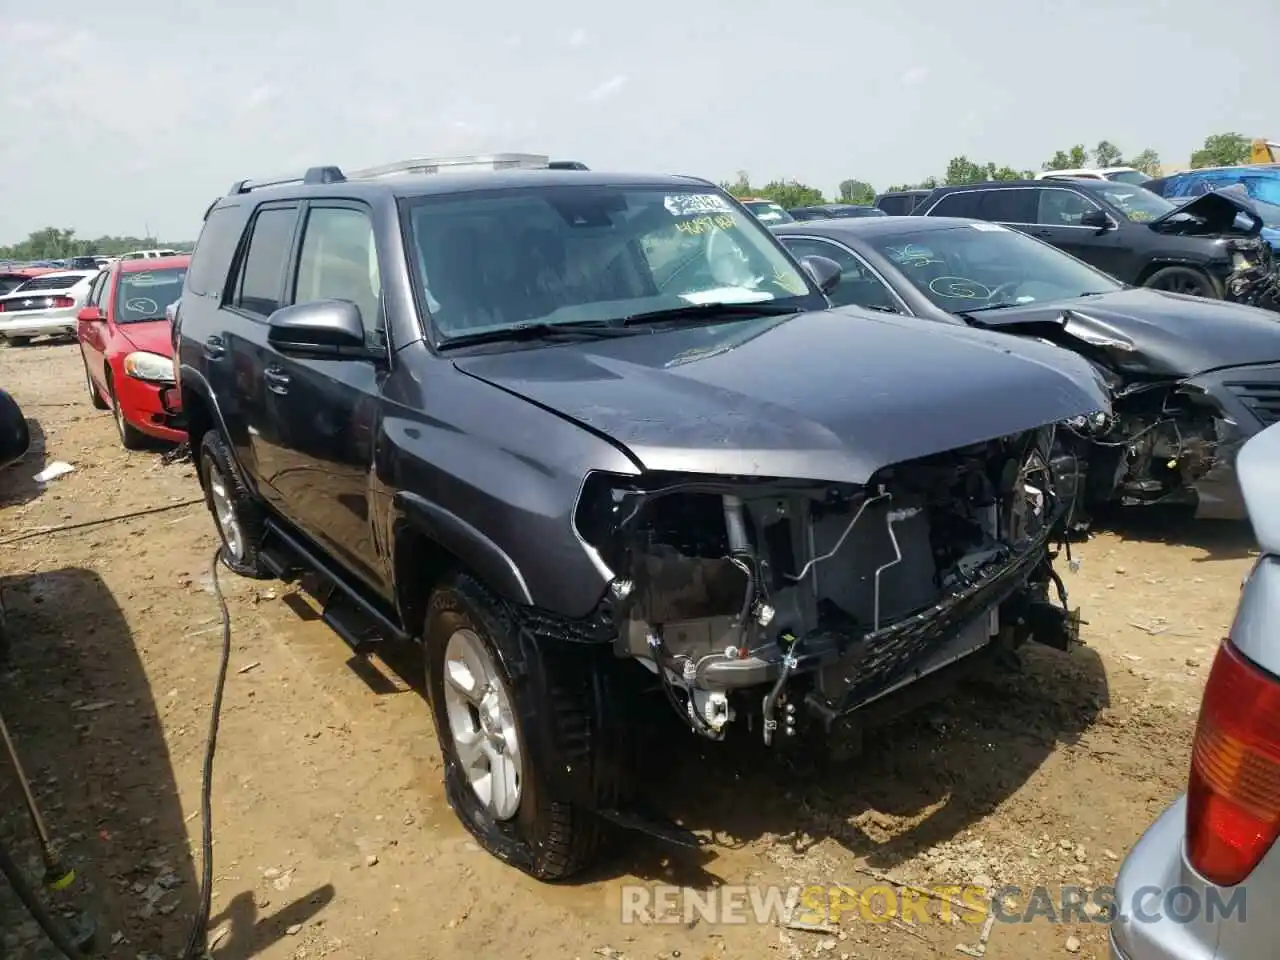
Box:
[1143, 265, 1220, 299]
[198, 430, 270, 578]
[424, 574, 630, 880]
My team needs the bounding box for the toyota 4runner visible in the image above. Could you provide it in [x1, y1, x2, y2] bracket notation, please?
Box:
[175, 154, 1111, 880]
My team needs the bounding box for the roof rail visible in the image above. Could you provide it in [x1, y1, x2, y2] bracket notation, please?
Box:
[225, 154, 589, 195]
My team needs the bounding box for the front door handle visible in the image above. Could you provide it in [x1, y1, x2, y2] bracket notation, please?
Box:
[203, 336, 227, 360]
[264, 366, 290, 394]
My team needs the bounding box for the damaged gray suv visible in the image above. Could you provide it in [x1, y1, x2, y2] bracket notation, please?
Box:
[174, 155, 1111, 880]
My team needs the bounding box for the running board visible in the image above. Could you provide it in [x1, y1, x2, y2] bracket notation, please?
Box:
[263, 520, 409, 645]
[595, 808, 703, 849]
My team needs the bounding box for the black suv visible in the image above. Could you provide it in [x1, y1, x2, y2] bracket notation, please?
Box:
[175, 156, 1110, 879]
[914, 179, 1272, 302]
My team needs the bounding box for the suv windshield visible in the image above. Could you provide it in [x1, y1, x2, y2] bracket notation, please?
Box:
[404, 186, 819, 340]
[868, 222, 1122, 311]
[116, 267, 187, 323]
[1099, 186, 1174, 222]
[741, 201, 795, 224]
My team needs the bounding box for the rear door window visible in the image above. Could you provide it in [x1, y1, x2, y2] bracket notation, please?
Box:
[979, 189, 1036, 224]
[188, 206, 245, 299]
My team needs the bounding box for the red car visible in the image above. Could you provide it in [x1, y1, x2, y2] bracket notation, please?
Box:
[77, 256, 188, 449]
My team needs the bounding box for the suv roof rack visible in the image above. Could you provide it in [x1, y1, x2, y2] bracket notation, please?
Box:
[225, 153, 589, 195]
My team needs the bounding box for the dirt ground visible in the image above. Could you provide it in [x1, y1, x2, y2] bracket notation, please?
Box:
[0, 341, 1260, 960]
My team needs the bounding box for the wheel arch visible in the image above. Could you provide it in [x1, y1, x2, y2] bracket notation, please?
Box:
[1136, 259, 1224, 297]
[391, 492, 533, 639]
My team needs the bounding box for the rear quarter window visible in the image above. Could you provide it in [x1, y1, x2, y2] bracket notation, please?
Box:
[186, 206, 244, 298]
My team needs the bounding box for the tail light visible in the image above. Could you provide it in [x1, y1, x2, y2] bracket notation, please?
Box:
[1186, 638, 1280, 885]
[0, 296, 74, 312]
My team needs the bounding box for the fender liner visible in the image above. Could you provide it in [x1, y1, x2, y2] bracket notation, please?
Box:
[395, 490, 533, 606]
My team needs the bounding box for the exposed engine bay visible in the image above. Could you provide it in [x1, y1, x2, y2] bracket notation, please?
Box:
[576, 428, 1078, 743]
[1055, 381, 1222, 526]
[1225, 238, 1280, 310]
[1149, 188, 1280, 310]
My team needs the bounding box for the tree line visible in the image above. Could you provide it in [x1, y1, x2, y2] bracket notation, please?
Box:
[723, 132, 1258, 208]
[0, 227, 193, 262]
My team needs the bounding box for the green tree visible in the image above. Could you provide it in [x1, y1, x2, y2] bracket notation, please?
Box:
[944, 156, 987, 185]
[755, 179, 826, 208]
[838, 179, 876, 204]
[1127, 148, 1162, 176]
[1042, 145, 1090, 171]
[1094, 140, 1124, 167]
[1189, 133, 1250, 169]
[0, 227, 193, 261]
[884, 176, 939, 192]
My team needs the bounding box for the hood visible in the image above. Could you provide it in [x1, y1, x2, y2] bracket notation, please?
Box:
[1149, 190, 1263, 238]
[451, 308, 1109, 485]
[963, 288, 1280, 379]
[116, 320, 173, 356]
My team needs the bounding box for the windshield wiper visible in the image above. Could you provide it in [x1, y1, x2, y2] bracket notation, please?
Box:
[619, 301, 802, 326]
[437, 319, 636, 350]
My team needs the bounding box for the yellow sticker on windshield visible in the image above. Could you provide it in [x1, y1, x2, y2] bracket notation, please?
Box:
[676, 214, 737, 236]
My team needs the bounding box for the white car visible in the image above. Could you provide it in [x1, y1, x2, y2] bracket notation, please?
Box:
[1035, 166, 1152, 186]
[0, 270, 99, 345]
[119, 249, 181, 260]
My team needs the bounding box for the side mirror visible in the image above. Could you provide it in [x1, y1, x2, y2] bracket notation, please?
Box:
[77, 306, 104, 323]
[1079, 209, 1111, 231]
[0, 388, 30, 472]
[267, 299, 367, 352]
[799, 255, 843, 294]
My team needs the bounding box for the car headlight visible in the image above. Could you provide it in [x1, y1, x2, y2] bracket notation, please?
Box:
[123, 352, 175, 383]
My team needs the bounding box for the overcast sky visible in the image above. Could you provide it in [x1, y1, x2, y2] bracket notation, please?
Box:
[2, 0, 1277, 244]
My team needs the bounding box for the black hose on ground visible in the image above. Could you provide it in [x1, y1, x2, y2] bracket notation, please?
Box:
[180, 547, 233, 960]
[0, 840, 86, 959]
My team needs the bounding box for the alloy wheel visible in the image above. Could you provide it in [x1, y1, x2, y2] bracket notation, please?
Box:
[442, 628, 523, 820]
[205, 456, 245, 561]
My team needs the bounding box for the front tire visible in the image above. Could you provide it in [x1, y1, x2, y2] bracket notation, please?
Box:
[83, 355, 108, 410]
[424, 574, 627, 880]
[1143, 265, 1220, 299]
[107, 375, 147, 450]
[198, 430, 270, 578]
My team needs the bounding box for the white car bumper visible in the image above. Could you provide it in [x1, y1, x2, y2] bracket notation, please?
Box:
[0, 306, 79, 339]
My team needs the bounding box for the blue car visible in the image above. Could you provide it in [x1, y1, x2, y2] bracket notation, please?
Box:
[1148, 166, 1280, 249]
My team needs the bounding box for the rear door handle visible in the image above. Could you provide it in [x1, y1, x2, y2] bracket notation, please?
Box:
[264, 366, 290, 394]
[203, 336, 227, 360]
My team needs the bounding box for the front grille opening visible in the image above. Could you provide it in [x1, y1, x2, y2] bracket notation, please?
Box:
[1227, 381, 1280, 426]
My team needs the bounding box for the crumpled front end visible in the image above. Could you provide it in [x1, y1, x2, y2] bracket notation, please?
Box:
[1225, 236, 1280, 311]
[574, 426, 1080, 744]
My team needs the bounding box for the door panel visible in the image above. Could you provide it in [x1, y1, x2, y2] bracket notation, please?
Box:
[221, 203, 303, 509]
[259, 202, 390, 594]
